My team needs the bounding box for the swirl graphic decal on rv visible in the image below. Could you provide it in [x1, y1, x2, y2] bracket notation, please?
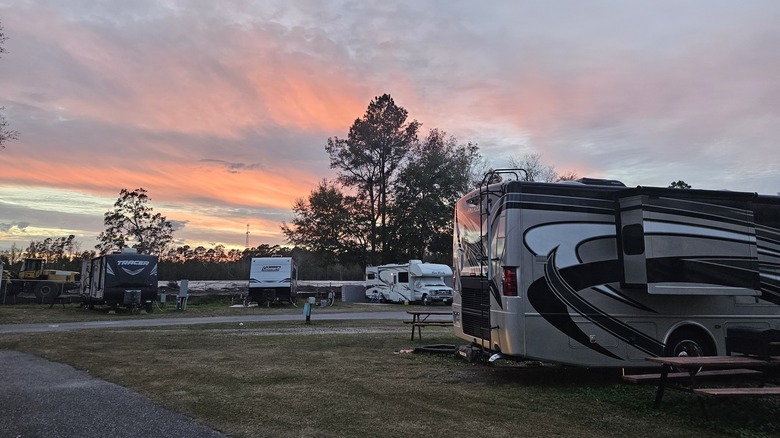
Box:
[526, 248, 778, 359]
[527, 248, 665, 359]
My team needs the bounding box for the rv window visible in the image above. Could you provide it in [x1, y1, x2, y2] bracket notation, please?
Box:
[398, 272, 409, 283]
[366, 273, 375, 280]
[622, 224, 645, 255]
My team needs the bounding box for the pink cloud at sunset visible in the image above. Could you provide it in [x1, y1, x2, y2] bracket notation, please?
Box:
[0, 154, 319, 212]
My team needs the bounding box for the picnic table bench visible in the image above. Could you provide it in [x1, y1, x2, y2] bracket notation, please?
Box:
[405, 309, 453, 340]
[622, 368, 762, 384]
[693, 387, 780, 397]
[637, 355, 780, 418]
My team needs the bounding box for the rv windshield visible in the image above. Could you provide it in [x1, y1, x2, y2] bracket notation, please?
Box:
[416, 278, 447, 287]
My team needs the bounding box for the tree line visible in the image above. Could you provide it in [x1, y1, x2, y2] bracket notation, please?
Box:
[0, 239, 363, 281]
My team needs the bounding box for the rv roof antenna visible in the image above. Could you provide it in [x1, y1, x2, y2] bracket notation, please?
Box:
[245, 224, 250, 248]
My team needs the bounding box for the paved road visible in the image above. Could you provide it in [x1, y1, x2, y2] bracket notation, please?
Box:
[0, 350, 227, 438]
[0, 311, 414, 334]
[0, 310, 434, 437]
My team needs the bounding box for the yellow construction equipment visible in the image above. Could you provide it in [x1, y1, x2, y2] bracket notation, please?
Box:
[2, 258, 80, 301]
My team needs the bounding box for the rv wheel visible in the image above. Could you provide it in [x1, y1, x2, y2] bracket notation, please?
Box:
[422, 294, 431, 306]
[665, 329, 715, 358]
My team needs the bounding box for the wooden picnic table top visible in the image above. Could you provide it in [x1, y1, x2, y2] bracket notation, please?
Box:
[647, 355, 780, 368]
[406, 309, 452, 316]
[405, 309, 452, 340]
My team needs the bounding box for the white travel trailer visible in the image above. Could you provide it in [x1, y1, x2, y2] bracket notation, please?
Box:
[80, 249, 158, 311]
[453, 171, 780, 367]
[247, 257, 297, 305]
[365, 260, 453, 305]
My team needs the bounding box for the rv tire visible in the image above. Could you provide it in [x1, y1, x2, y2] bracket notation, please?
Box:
[665, 328, 715, 358]
[422, 294, 430, 306]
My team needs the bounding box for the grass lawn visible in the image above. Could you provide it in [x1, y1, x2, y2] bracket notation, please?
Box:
[2, 311, 779, 437]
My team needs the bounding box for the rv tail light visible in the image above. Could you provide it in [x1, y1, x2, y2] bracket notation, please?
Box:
[502, 267, 518, 297]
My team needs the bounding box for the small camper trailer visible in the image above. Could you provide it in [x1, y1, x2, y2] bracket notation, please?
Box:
[247, 257, 297, 305]
[80, 249, 158, 311]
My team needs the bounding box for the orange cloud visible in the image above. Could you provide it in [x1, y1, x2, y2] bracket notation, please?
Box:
[0, 154, 319, 210]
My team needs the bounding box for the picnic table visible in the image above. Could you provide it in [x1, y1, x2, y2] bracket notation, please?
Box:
[642, 355, 780, 416]
[405, 309, 453, 340]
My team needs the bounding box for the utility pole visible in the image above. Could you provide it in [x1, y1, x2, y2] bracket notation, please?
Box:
[245, 224, 250, 249]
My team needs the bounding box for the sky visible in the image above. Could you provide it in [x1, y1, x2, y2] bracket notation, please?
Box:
[1, 1, 779, 253]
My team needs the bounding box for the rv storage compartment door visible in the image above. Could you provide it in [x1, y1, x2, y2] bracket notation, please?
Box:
[617, 190, 760, 296]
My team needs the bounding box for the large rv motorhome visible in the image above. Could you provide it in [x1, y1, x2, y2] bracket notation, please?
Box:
[365, 260, 454, 305]
[452, 171, 780, 367]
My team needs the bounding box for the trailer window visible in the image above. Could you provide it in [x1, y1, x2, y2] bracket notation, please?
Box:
[398, 272, 409, 283]
[622, 224, 645, 255]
